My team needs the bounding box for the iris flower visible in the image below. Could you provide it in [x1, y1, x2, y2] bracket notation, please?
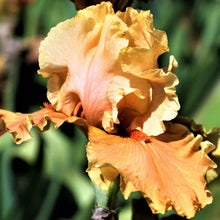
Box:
[0, 2, 216, 218]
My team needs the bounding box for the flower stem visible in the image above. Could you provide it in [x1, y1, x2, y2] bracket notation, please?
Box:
[92, 176, 120, 220]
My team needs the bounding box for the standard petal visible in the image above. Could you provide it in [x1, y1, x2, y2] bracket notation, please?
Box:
[87, 123, 216, 218]
[117, 8, 168, 50]
[106, 74, 152, 129]
[107, 8, 178, 136]
[106, 57, 179, 136]
[121, 47, 159, 74]
[118, 7, 168, 69]
[128, 65, 180, 136]
[38, 2, 129, 128]
[0, 104, 68, 144]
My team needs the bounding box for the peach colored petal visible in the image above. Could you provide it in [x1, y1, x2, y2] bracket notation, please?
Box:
[102, 111, 119, 133]
[0, 104, 68, 144]
[0, 110, 32, 143]
[38, 2, 128, 129]
[172, 116, 220, 183]
[106, 60, 179, 135]
[106, 74, 152, 129]
[119, 58, 179, 136]
[38, 2, 179, 135]
[108, 7, 177, 135]
[117, 8, 168, 51]
[118, 8, 168, 74]
[164, 55, 178, 73]
[31, 103, 68, 130]
[121, 47, 158, 74]
[88, 166, 119, 190]
[87, 123, 216, 218]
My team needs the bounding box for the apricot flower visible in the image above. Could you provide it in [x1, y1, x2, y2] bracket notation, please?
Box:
[0, 2, 216, 218]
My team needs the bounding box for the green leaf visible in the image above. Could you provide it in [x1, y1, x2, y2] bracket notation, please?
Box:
[35, 179, 61, 220]
[14, 129, 40, 165]
[0, 143, 16, 219]
[41, 126, 94, 209]
[24, 0, 76, 38]
[193, 77, 220, 130]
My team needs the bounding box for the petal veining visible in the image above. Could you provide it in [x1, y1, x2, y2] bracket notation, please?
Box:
[38, 3, 128, 128]
[87, 122, 216, 218]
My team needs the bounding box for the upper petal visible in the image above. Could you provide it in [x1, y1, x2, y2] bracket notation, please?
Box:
[109, 58, 179, 136]
[128, 63, 180, 136]
[38, 2, 178, 134]
[38, 2, 128, 128]
[118, 8, 168, 73]
[106, 73, 152, 130]
[106, 7, 177, 135]
[117, 8, 168, 51]
[87, 123, 216, 218]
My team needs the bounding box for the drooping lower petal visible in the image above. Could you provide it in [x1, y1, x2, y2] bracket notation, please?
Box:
[86, 122, 216, 218]
[0, 104, 68, 144]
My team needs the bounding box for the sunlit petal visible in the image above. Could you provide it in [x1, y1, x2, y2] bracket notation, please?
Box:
[0, 104, 67, 143]
[87, 123, 216, 218]
[128, 64, 180, 135]
[38, 2, 179, 134]
[38, 3, 128, 129]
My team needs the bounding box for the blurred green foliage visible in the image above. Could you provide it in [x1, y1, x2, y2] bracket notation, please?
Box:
[0, 0, 219, 219]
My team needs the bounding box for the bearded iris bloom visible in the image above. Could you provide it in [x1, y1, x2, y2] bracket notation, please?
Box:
[0, 2, 216, 219]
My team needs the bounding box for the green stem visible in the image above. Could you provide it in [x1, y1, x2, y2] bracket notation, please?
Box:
[92, 176, 120, 220]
